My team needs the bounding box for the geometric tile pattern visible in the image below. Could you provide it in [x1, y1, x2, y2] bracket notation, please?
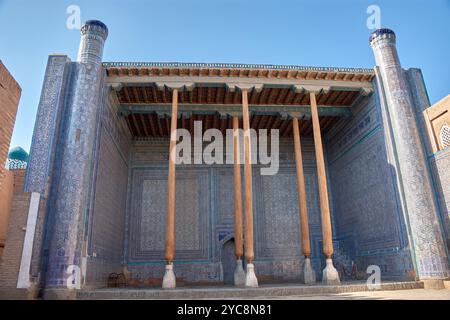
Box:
[45, 62, 105, 287]
[25, 55, 70, 194]
[128, 167, 210, 263]
[326, 95, 412, 278]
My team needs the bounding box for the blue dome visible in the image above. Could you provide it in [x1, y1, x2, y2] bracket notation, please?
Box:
[84, 20, 108, 31]
[84, 20, 108, 33]
[8, 146, 29, 162]
[369, 28, 395, 43]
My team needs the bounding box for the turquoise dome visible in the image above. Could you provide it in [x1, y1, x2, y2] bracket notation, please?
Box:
[8, 146, 29, 162]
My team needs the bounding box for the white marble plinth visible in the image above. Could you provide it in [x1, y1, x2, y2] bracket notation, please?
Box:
[245, 263, 258, 288]
[234, 259, 246, 287]
[301, 257, 316, 284]
[322, 259, 340, 285]
[162, 264, 176, 289]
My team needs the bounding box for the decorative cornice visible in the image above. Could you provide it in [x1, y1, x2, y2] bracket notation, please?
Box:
[103, 62, 374, 74]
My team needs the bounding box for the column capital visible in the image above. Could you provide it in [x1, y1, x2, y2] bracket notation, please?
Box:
[279, 111, 291, 120]
[155, 81, 195, 91]
[218, 111, 241, 118]
[228, 83, 264, 92]
[289, 111, 305, 119]
[109, 82, 123, 92]
[359, 87, 374, 96]
[294, 85, 331, 95]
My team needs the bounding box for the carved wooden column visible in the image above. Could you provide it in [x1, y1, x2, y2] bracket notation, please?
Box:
[232, 115, 246, 286]
[292, 117, 316, 284]
[241, 89, 258, 287]
[162, 88, 178, 289]
[310, 92, 340, 285]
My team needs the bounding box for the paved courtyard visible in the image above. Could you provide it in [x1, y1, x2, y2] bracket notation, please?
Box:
[235, 289, 450, 300]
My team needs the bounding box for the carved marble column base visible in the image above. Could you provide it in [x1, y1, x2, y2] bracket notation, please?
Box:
[322, 259, 340, 285]
[245, 263, 258, 288]
[234, 259, 246, 287]
[301, 257, 316, 284]
[162, 264, 176, 289]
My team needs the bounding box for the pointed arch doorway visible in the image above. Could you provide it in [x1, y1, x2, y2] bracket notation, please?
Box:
[221, 238, 236, 285]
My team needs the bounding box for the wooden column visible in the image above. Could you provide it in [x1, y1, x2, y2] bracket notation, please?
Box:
[292, 117, 312, 258]
[233, 115, 244, 260]
[310, 92, 334, 259]
[242, 89, 255, 264]
[165, 88, 178, 264]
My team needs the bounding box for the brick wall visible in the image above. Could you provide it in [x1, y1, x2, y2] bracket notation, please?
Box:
[423, 94, 450, 153]
[0, 170, 30, 288]
[430, 148, 450, 252]
[0, 170, 13, 256]
[0, 61, 21, 192]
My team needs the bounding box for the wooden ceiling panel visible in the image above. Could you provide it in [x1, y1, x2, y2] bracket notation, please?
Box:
[127, 113, 340, 138]
[117, 85, 362, 107]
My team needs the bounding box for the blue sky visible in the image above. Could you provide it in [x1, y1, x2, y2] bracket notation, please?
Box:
[0, 0, 449, 152]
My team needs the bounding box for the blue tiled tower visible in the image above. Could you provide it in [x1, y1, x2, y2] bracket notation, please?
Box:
[43, 21, 108, 297]
[370, 29, 450, 279]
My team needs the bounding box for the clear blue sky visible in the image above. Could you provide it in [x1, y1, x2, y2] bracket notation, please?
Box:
[0, 0, 449, 152]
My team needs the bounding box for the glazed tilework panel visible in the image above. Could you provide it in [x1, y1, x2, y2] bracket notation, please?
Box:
[26, 55, 70, 194]
[252, 139, 322, 279]
[87, 126, 128, 284]
[214, 169, 235, 225]
[128, 168, 210, 262]
[430, 148, 450, 251]
[45, 62, 105, 286]
[405, 69, 433, 155]
[326, 95, 412, 278]
[86, 85, 132, 286]
[254, 168, 305, 258]
[330, 132, 402, 251]
[406, 68, 450, 273]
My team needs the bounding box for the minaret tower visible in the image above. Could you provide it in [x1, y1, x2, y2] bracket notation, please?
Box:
[44, 20, 108, 297]
[370, 29, 450, 280]
[77, 20, 108, 67]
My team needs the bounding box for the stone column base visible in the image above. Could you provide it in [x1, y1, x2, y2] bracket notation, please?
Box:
[301, 257, 316, 284]
[245, 263, 258, 288]
[162, 264, 176, 289]
[234, 259, 246, 287]
[422, 279, 447, 290]
[322, 259, 340, 285]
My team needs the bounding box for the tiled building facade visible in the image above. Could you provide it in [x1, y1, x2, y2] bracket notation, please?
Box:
[1, 21, 449, 298]
[424, 95, 450, 253]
